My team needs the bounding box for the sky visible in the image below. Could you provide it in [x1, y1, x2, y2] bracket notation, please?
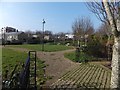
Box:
[0, 2, 102, 34]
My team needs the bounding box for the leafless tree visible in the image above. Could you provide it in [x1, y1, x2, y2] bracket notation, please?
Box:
[72, 17, 94, 46]
[97, 23, 111, 35]
[57, 32, 66, 44]
[96, 23, 112, 43]
[86, 1, 120, 88]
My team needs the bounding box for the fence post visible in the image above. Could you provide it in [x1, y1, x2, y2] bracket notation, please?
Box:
[75, 47, 80, 62]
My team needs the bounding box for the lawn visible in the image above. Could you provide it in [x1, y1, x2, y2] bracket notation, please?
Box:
[2, 47, 46, 86]
[64, 51, 96, 62]
[2, 47, 28, 78]
[8, 44, 74, 52]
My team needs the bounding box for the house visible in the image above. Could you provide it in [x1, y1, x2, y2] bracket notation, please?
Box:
[0, 27, 22, 44]
[32, 34, 38, 38]
[65, 34, 74, 39]
[44, 35, 50, 40]
[5, 32, 22, 42]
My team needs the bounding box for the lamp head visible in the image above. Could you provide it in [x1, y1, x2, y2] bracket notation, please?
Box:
[42, 19, 46, 24]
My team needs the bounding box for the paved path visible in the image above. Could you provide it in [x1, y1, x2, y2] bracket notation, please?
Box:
[51, 63, 111, 88]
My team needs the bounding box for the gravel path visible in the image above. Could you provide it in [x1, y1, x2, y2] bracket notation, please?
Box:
[5, 46, 79, 86]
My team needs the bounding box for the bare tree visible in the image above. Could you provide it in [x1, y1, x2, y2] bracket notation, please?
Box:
[57, 32, 66, 44]
[72, 17, 94, 46]
[86, 1, 120, 88]
[97, 23, 111, 36]
[96, 23, 112, 43]
[96, 23, 113, 61]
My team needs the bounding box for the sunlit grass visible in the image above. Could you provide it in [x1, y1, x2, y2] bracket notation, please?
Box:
[2, 48, 28, 78]
[9, 44, 73, 52]
[64, 51, 96, 62]
[2, 47, 47, 85]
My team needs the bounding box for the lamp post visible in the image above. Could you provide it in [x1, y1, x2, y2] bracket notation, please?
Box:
[42, 19, 45, 51]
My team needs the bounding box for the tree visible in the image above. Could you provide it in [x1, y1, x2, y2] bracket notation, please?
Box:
[87, 1, 120, 88]
[96, 23, 112, 45]
[36, 31, 43, 42]
[96, 23, 113, 60]
[97, 23, 111, 36]
[57, 32, 66, 44]
[72, 17, 94, 46]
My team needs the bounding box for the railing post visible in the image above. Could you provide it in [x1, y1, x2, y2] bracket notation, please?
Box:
[75, 47, 80, 62]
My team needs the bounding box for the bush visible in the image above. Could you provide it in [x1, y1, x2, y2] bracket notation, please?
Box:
[64, 51, 96, 63]
[85, 38, 107, 58]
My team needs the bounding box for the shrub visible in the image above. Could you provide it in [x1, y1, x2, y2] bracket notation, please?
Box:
[86, 39, 107, 58]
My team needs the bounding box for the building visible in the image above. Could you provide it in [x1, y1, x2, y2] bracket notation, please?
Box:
[0, 27, 22, 44]
[5, 32, 22, 42]
[65, 34, 74, 39]
[44, 35, 50, 40]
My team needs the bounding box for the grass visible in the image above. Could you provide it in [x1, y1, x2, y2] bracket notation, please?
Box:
[8, 44, 73, 52]
[2, 47, 47, 85]
[2, 47, 28, 78]
[64, 51, 96, 62]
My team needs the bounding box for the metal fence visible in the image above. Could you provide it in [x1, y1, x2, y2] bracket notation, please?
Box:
[2, 51, 37, 90]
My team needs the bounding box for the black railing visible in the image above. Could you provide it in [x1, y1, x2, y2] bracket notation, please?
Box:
[19, 56, 30, 89]
[2, 51, 37, 90]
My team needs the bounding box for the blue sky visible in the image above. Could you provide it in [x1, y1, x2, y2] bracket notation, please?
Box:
[0, 2, 102, 33]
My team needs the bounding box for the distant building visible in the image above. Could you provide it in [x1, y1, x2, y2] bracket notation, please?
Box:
[44, 35, 50, 40]
[32, 34, 38, 38]
[65, 34, 74, 39]
[5, 32, 22, 42]
[0, 27, 22, 44]
[5, 27, 18, 32]
[1, 26, 18, 33]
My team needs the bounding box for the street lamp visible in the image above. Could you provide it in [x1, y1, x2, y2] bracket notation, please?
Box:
[42, 19, 45, 51]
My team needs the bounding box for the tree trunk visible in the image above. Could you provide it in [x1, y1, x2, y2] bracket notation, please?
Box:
[111, 37, 120, 88]
[111, 17, 120, 88]
[103, 0, 120, 89]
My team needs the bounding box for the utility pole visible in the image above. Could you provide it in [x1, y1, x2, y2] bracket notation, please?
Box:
[42, 19, 45, 51]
